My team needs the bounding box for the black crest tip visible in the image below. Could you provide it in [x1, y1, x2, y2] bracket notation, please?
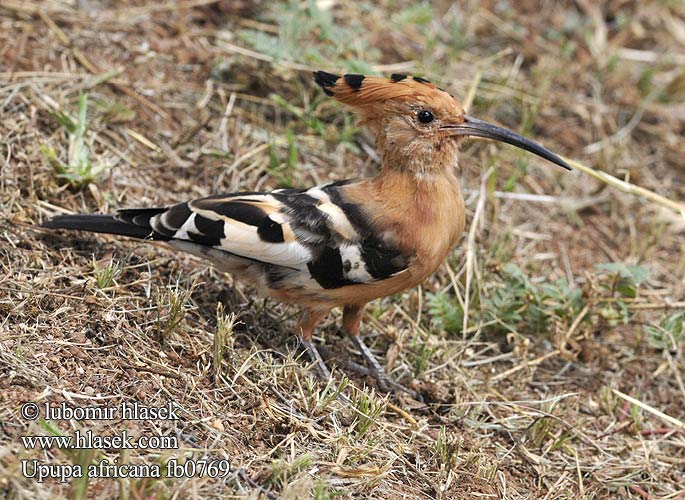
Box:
[313, 71, 340, 89]
[390, 73, 408, 82]
[343, 73, 365, 90]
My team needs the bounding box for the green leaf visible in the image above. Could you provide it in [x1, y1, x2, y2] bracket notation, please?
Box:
[427, 291, 463, 333]
[645, 312, 684, 350]
[596, 262, 649, 285]
[49, 110, 77, 133]
[392, 2, 434, 26]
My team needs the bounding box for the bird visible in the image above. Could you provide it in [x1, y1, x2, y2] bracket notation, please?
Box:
[43, 71, 571, 395]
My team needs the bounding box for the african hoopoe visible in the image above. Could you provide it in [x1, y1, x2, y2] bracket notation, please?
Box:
[43, 71, 570, 395]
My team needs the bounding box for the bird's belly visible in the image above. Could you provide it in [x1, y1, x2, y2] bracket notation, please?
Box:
[265, 273, 416, 307]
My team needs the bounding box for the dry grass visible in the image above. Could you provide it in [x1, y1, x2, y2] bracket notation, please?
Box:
[1, 1, 684, 499]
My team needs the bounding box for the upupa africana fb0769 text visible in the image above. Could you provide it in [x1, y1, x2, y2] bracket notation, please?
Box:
[44, 71, 571, 396]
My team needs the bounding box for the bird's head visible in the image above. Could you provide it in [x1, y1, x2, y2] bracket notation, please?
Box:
[314, 71, 571, 176]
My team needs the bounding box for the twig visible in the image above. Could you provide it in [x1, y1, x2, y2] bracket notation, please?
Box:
[218, 92, 237, 153]
[628, 484, 651, 499]
[105, 0, 222, 18]
[618, 47, 685, 66]
[624, 301, 685, 310]
[611, 389, 685, 429]
[462, 68, 482, 113]
[566, 304, 590, 338]
[463, 167, 492, 335]
[386, 402, 418, 428]
[124, 127, 160, 152]
[492, 349, 561, 382]
[563, 157, 685, 219]
[216, 40, 414, 76]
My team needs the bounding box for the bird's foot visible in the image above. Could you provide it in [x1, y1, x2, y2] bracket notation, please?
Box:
[301, 340, 332, 381]
[351, 336, 419, 399]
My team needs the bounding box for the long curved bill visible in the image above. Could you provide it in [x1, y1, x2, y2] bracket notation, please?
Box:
[445, 115, 572, 171]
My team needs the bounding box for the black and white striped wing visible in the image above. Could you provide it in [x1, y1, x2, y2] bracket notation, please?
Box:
[119, 193, 311, 271]
[117, 184, 411, 288]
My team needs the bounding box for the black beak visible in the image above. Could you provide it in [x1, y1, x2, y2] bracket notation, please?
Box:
[446, 115, 572, 171]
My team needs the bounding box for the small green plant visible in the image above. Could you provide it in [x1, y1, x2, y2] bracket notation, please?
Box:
[427, 291, 463, 333]
[645, 312, 683, 352]
[92, 257, 122, 290]
[434, 425, 460, 471]
[92, 97, 136, 123]
[502, 156, 530, 192]
[428, 263, 584, 336]
[270, 93, 326, 136]
[596, 262, 650, 326]
[155, 284, 194, 343]
[409, 330, 439, 375]
[237, 0, 379, 71]
[69, 448, 96, 500]
[595, 262, 649, 298]
[270, 93, 360, 150]
[637, 67, 656, 97]
[527, 416, 557, 448]
[313, 479, 343, 500]
[267, 129, 298, 187]
[391, 2, 433, 27]
[40, 93, 107, 189]
[268, 454, 312, 488]
[316, 375, 350, 411]
[353, 388, 385, 435]
[213, 302, 237, 381]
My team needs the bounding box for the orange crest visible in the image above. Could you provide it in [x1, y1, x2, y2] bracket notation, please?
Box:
[313, 71, 462, 117]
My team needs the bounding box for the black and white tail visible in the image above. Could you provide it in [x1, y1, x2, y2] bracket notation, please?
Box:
[42, 208, 167, 240]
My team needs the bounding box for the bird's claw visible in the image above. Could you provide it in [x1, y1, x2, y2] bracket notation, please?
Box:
[351, 336, 421, 400]
[370, 366, 419, 399]
[301, 338, 421, 401]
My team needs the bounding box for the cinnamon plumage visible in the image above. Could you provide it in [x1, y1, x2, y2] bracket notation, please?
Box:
[44, 71, 570, 394]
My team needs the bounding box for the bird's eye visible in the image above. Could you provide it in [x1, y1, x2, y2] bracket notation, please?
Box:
[417, 110, 434, 124]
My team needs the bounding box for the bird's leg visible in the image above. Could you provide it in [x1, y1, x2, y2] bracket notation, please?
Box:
[343, 305, 416, 397]
[297, 308, 332, 381]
